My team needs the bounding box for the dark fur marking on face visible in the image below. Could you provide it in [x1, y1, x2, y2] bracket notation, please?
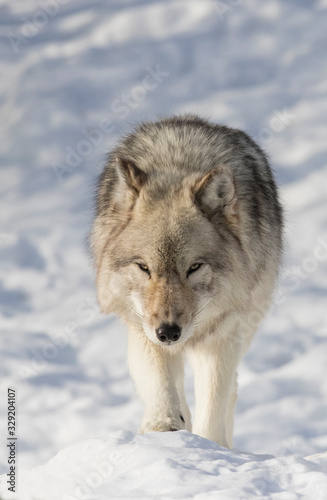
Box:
[112, 255, 144, 271]
[96, 210, 134, 280]
[214, 216, 244, 257]
[192, 282, 213, 293]
[96, 232, 112, 286]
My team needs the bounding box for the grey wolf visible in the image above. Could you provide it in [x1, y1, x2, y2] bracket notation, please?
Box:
[91, 115, 283, 448]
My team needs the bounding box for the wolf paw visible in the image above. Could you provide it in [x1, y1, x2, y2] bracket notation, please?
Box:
[140, 413, 186, 433]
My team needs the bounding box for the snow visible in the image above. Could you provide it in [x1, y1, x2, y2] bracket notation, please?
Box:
[1, 0, 327, 498]
[9, 431, 327, 499]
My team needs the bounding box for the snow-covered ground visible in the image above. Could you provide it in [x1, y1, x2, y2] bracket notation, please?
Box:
[1, 0, 327, 498]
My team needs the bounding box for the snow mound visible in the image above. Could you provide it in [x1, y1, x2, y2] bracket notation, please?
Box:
[1, 430, 326, 499]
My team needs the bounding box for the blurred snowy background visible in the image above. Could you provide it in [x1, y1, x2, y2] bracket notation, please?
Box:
[0, 0, 327, 497]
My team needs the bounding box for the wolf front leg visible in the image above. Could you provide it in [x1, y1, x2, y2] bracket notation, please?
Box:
[190, 334, 241, 448]
[127, 328, 191, 433]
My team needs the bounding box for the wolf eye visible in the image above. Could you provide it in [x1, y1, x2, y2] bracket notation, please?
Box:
[136, 263, 151, 276]
[187, 263, 203, 277]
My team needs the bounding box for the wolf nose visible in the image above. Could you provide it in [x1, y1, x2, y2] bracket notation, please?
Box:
[156, 323, 181, 343]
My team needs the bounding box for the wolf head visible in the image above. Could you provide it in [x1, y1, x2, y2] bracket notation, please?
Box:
[92, 116, 282, 347]
[93, 155, 249, 347]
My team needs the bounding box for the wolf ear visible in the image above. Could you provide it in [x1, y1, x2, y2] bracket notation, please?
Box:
[115, 156, 148, 196]
[192, 165, 238, 221]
